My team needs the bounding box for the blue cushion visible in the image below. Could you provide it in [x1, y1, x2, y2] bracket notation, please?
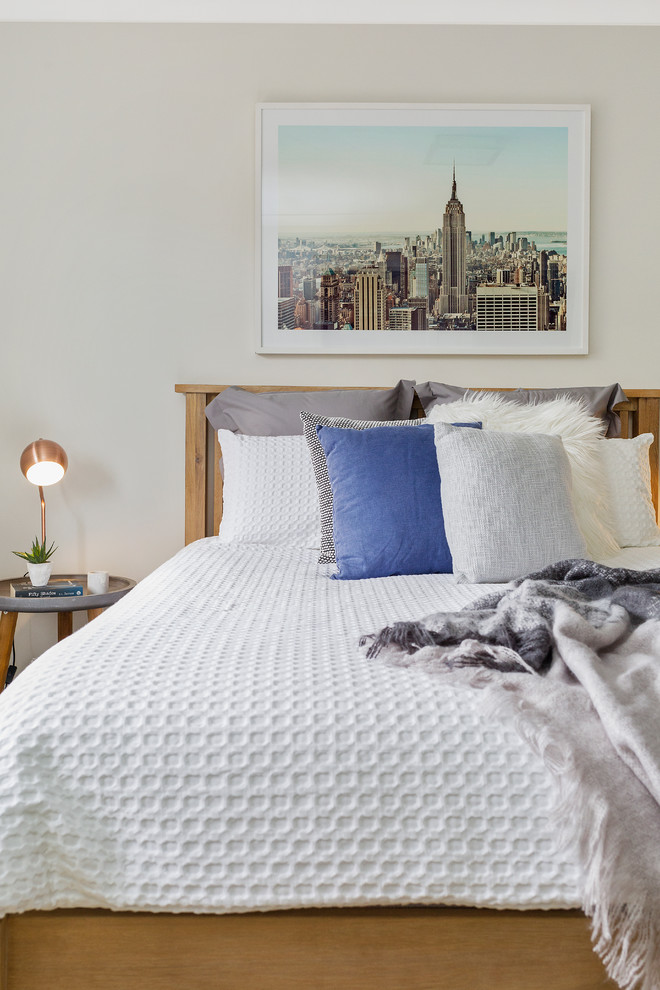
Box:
[316, 422, 479, 580]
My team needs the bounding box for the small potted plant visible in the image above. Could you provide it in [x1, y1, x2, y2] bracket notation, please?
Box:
[12, 538, 58, 587]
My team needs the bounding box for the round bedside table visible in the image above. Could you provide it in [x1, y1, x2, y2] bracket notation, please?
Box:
[0, 573, 136, 692]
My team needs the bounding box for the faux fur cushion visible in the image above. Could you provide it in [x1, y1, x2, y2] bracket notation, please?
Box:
[427, 394, 620, 560]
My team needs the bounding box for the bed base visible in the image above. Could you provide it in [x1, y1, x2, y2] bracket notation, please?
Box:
[0, 906, 611, 990]
[4, 383, 654, 990]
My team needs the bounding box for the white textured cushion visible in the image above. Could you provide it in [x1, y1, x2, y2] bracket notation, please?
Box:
[599, 435, 660, 547]
[434, 428, 588, 583]
[218, 431, 321, 547]
[428, 393, 619, 560]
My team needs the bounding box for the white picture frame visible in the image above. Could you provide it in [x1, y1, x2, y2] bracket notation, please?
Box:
[256, 103, 590, 355]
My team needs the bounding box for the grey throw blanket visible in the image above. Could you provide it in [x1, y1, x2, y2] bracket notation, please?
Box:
[360, 560, 660, 990]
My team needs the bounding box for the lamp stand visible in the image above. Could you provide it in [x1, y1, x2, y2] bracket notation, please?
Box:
[39, 486, 46, 545]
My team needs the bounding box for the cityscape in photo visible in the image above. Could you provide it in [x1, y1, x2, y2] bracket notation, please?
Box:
[276, 124, 568, 335]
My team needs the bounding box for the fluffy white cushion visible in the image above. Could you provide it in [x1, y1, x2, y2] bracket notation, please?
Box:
[218, 431, 321, 547]
[598, 435, 660, 547]
[427, 394, 619, 560]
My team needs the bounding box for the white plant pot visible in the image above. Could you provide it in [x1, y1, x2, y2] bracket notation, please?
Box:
[27, 562, 52, 587]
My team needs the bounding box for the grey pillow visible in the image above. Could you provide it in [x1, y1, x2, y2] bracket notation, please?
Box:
[301, 411, 426, 563]
[206, 381, 416, 435]
[417, 382, 627, 438]
[434, 428, 587, 583]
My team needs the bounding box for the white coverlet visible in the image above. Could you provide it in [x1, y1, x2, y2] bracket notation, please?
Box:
[0, 538, 604, 917]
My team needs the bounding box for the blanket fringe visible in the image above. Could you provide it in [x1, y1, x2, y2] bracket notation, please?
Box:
[359, 622, 440, 659]
[360, 624, 534, 673]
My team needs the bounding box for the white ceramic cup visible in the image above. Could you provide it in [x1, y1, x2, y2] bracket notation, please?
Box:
[87, 571, 109, 595]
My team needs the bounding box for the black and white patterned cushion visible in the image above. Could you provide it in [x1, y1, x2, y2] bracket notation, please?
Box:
[300, 411, 425, 563]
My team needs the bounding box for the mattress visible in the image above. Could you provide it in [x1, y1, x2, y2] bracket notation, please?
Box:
[3, 540, 656, 918]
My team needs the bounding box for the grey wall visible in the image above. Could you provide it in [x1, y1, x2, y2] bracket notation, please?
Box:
[1, 23, 658, 665]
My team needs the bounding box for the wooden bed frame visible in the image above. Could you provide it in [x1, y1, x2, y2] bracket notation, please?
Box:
[2, 383, 659, 990]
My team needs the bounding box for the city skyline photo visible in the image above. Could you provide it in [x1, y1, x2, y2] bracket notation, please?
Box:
[258, 104, 589, 354]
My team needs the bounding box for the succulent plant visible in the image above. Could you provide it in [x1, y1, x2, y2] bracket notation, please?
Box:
[12, 538, 58, 564]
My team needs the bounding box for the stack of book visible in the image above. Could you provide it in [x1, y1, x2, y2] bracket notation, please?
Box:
[10, 579, 84, 599]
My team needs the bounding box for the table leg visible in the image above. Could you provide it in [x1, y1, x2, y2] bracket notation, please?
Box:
[0, 612, 18, 693]
[57, 612, 73, 641]
[87, 608, 105, 622]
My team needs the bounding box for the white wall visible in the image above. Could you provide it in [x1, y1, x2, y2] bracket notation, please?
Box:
[1, 23, 658, 666]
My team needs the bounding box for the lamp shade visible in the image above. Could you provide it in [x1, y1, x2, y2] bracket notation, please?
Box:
[20, 439, 68, 487]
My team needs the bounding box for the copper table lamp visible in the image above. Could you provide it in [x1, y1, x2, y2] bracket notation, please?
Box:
[19, 439, 68, 545]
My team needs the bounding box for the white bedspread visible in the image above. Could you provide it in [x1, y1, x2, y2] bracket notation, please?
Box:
[8, 539, 652, 917]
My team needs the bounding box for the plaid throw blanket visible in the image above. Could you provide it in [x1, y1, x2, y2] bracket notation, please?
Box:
[361, 560, 660, 990]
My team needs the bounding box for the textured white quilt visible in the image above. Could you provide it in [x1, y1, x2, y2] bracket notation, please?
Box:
[0, 538, 602, 917]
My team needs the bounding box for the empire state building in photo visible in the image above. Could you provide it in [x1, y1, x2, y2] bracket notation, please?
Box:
[440, 165, 469, 314]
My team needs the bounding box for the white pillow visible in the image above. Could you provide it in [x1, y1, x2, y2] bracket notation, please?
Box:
[217, 431, 321, 547]
[434, 428, 587, 583]
[427, 393, 619, 560]
[598, 435, 660, 547]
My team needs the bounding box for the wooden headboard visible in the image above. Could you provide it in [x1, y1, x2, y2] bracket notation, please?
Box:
[175, 385, 660, 545]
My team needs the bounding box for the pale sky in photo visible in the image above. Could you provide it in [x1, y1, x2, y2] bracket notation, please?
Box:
[278, 125, 568, 233]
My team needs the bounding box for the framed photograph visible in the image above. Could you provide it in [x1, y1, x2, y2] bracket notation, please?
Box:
[256, 103, 590, 355]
